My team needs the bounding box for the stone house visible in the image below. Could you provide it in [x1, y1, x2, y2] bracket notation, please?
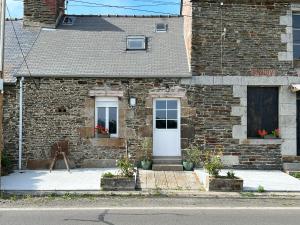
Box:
[3, 0, 300, 171]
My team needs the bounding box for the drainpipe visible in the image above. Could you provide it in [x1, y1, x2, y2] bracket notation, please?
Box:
[18, 77, 24, 170]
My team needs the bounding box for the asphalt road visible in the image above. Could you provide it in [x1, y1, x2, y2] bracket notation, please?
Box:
[0, 207, 300, 225]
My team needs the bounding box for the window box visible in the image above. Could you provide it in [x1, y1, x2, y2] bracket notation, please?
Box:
[246, 139, 282, 145]
[263, 134, 278, 139]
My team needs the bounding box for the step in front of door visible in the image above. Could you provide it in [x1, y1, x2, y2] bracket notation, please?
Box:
[153, 156, 182, 165]
[152, 164, 183, 171]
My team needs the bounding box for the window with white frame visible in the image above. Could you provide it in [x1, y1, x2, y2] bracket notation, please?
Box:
[293, 14, 300, 60]
[95, 97, 118, 138]
[126, 36, 146, 50]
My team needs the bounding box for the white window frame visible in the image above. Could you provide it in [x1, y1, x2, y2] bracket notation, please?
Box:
[95, 97, 119, 138]
[293, 13, 300, 60]
[126, 36, 146, 50]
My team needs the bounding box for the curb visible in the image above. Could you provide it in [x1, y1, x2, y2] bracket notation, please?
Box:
[2, 190, 300, 199]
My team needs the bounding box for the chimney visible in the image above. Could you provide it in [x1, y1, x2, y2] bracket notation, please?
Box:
[24, 0, 65, 28]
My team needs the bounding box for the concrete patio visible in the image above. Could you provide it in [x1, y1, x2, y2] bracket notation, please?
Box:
[1, 168, 300, 193]
[196, 169, 300, 192]
[0, 168, 118, 191]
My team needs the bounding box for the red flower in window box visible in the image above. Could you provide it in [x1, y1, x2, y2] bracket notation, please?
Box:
[257, 129, 268, 138]
[272, 128, 280, 138]
[95, 125, 109, 135]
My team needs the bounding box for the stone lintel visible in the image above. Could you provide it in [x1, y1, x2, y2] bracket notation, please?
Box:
[89, 89, 124, 97]
[149, 87, 186, 98]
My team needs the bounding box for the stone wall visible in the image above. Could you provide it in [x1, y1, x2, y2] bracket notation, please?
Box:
[182, 83, 282, 169]
[3, 77, 283, 169]
[6, 78, 196, 168]
[3, 85, 19, 167]
[187, 0, 294, 76]
[24, 0, 65, 28]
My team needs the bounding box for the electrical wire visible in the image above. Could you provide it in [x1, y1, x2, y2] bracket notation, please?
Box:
[68, 0, 179, 15]
[67, 0, 290, 21]
[6, 6, 39, 88]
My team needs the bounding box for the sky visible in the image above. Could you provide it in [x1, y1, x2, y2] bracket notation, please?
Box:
[7, 0, 181, 19]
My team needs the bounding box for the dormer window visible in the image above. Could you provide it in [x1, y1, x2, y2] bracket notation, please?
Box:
[127, 36, 146, 50]
[156, 23, 168, 32]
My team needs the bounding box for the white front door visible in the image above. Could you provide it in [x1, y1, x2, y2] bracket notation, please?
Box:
[153, 99, 181, 156]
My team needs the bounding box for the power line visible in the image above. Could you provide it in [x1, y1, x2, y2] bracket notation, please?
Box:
[6, 6, 39, 88]
[67, 0, 289, 24]
[68, 0, 179, 15]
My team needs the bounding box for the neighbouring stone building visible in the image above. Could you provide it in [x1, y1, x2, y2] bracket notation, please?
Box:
[3, 0, 300, 171]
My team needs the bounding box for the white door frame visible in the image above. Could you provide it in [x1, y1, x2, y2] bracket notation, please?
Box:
[152, 98, 181, 157]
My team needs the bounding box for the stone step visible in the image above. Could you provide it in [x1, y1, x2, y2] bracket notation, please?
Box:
[153, 156, 182, 165]
[283, 163, 300, 172]
[152, 164, 183, 171]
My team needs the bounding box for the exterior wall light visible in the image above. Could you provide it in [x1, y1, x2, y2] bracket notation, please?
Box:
[129, 97, 137, 108]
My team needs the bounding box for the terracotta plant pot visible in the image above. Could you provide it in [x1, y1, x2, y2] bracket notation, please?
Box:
[183, 161, 194, 171]
[141, 160, 152, 170]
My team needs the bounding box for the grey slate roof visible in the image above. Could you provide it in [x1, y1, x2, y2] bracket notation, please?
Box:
[17, 16, 190, 78]
[4, 20, 40, 83]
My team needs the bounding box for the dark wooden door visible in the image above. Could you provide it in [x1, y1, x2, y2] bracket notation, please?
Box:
[297, 99, 300, 156]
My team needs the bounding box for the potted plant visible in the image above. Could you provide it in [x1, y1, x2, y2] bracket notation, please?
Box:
[183, 146, 201, 171]
[101, 155, 136, 191]
[271, 128, 280, 138]
[140, 138, 152, 170]
[95, 125, 110, 138]
[203, 146, 243, 192]
[258, 128, 280, 139]
[257, 129, 268, 138]
[1, 152, 12, 176]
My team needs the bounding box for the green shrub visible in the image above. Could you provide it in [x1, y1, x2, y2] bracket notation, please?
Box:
[203, 146, 224, 177]
[1, 152, 11, 169]
[204, 156, 223, 177]
[227, 171, 235, 179]
[116, 156, 134, 178]
[1, 152, 11, 174]
[185, 146, 201, 166]
[257, 185, 265, 193]
[291, 172, 300, 179]
[102, 172, 115, 178]
[141, 138, 152, 161]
